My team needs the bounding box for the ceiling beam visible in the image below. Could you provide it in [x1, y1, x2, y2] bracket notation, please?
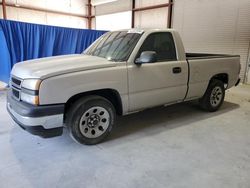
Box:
[132, 3, 170, 12]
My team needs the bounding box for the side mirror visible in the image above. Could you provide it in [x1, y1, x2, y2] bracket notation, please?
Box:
[135, 51, 157, 64]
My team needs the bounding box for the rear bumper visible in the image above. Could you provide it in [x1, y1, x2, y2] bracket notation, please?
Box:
[7, 90, 64, 138]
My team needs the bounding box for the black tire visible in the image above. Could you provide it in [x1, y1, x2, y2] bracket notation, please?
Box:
[199, 79, 225, 112]
[66, 95, 116, 145]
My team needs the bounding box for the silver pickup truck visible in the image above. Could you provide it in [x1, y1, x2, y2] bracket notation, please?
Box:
[7, 29, 241, 144]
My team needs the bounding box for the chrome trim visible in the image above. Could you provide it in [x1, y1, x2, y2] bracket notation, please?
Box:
[7, 102, 63, 129]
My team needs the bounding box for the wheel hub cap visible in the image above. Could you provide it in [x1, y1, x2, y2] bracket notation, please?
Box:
[210, 86, 223, 107]
[87, 114, 100, 128]
[79, 106, 110, 138]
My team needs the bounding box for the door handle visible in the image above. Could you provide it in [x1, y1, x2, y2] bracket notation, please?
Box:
[173, 67, 182, 74]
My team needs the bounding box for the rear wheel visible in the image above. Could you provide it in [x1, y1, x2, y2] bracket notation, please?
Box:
[66, 95, 115, 145]
[199, 79, 225, 112]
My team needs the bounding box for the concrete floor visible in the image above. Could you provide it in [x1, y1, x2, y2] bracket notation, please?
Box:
[0, 85, 250, 188]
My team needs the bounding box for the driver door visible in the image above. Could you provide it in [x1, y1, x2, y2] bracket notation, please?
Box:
[128, 32, 188, 112]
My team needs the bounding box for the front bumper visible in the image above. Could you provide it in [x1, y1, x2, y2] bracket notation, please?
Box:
[7, 90, 64, 138]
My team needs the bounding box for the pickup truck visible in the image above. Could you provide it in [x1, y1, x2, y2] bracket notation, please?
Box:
[7, 29, 241, 145]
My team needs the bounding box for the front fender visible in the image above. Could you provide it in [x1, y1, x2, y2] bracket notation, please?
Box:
[39, 66, 128, 108]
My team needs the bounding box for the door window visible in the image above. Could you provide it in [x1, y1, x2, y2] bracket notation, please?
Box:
[138, 32, 177, 62]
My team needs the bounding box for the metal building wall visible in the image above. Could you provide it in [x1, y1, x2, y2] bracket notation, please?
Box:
[95, 0, 131, 16]
[94, 0, 131, 30]
[95, 0, 171, 29]
[134, 0, 169, 28]
[173, 0, 250, 82]
[1, 0, 88, 29]
[134, 7, 168, 28]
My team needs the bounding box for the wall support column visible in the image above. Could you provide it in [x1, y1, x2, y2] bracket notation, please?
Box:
[2, 0, 7, 19]
[87, 0, 92, 29]
[131, 0, 173, 29]
[167, 0, 173, 28]
[131, 0, 135, 28]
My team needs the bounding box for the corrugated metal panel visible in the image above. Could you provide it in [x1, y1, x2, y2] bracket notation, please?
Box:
[95, 0, 131, 16]
[5, 6, 87, 28]
[135, 0, 168, 8]
[6, 0, 88, 15]
[234, 0, 250, 82]
[2, 3, 87, 29]
[134, 7, 168, 28]
[173, 0, 250, 82]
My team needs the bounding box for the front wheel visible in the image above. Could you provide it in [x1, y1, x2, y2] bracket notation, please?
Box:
[199, 79, 225, 112]
[66, 96, 116, 145]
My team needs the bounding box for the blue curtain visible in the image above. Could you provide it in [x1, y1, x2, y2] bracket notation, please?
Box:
[0, 19, 107, 83]
[0, 27, 11, 83]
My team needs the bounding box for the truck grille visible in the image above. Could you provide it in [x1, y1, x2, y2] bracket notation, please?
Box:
[11, 77, 22, 88]
[10, 76, 22, 101]
[12, 88, 20, 100]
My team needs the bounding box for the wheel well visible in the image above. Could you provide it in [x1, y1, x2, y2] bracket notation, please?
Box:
[64, 89, 123, 120]
[211, 73, 228, 84]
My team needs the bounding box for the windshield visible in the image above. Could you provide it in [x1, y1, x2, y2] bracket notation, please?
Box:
[83, 31, 142, 62]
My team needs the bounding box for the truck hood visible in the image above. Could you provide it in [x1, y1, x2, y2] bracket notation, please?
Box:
[11, 54, 116, 79]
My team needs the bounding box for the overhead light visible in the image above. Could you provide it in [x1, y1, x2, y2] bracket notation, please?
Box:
[92, 0, 118, 6]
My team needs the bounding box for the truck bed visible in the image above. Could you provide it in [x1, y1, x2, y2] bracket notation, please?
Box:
[186, 53, 240, 60]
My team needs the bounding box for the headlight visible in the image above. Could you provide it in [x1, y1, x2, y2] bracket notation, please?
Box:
[22, 79, 41, 90]
[20, 79, 41, 105]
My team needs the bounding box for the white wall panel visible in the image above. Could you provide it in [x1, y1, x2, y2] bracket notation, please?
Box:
[0, 5, 3, 19]
[5, 6, 19, 21]
[134, 7, 168, 29]
[14, 7, 47, 25]
[3, 0, 87, 29]
[135, 0, 168, 8]
[173, 0, 250, 82]
[45, 0, 72, 13]
[68, 16, 87, 29]
[95, 0, 131, 16]
[70, 0, 88, 15]
[6, 0, 87, 15]
[47, 13, 87, 28]
[45, 0, 86, 14]
[5, 7, 87, 29]
[7, 0, 46, 9]
[91, 17, 96, 29]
